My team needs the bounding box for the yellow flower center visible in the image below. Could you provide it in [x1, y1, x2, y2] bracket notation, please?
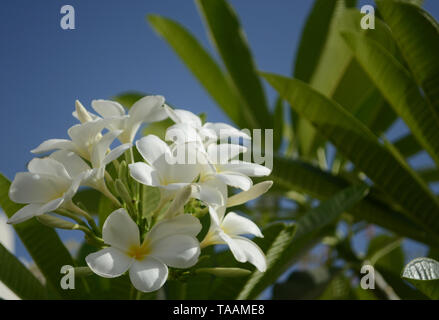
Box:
[126, 241, 150, 261]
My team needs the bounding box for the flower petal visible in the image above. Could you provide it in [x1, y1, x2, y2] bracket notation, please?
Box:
[7, 204, 44, 224]
[91, 130, 123, 168]
[204, 122, 251, 141]
[209, 205, 226, 225]
[148, 214, 202, 242]
[217, 231, 246, 263]
[28, 157, 71, 180]
[217, 161, 271, 177]
[165, 106, 201, 127]
[103, 143, 131, 166]
[86, 247, 132, 278]
[221, 212, 263, 238]
[50, 150, 91, 178]
[216, 172, 253, 191]
[128, 162, 160, 186]
[67, 120, 105, 145]
[31, 139, 75, 154]
[166, 123, 202, 144]
[9, 172, 69, 204]
[37, 198, 64, 215]
[136, 135, 170, 166]
[129, 256, 168, 292]
[150, 234, 200, 268]
[128, 95, 165, 123]
[231, 236, 267, 272]
[193, 181, 225, 207]
[91, 100, 126, 118]
[227, 181, 273, 207]
[207, 143, 247, 164]
[102, 208, 140, 250]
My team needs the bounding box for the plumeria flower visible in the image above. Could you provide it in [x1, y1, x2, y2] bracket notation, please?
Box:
[165, 106, 250, 147]
[128, 135, 203, 200]
[86, 209, 201, 292]
[8, 157, 83, 224]
[201, 206, 267, 272]
[31, 118, 109, 161]
[198, 143, 271, 191]
[75, 96, 168, 144]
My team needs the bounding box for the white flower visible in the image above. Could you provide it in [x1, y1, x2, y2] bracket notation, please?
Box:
[88, 95, 168, 144]
[128, 135, 202, 198]
[165, 106, 250, 146]
[199, 143, 271, 191]
[31, 118, 109, 161]
[86, 209, 201, 292]
[201, 206, 267, 272]
[8, 158, 83, 224]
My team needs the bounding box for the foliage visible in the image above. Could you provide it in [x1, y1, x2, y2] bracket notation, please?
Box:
[1, 0, 439, 300]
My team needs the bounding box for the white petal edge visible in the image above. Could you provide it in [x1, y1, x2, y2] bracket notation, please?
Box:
[231, 236, 267, 272]
[86, 247, 133, 278]
[102, 208, 140, 251]
[221, 212, 263, 238]
[148, 214, 202, 243]
[128, 162, 159, 186]
[136, 135, 170, 165]
[149, 234, 200, 268]
[91, 100, 126, 118]
[129, 257, 168, 292]
[7, 204, 44, 224]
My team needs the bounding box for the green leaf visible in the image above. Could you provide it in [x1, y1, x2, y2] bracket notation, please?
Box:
[262, 73, 439, 235]
[417, 167, 439, 183]
[147, 15, 245, 128]
[0, 173, 88, 299]
[273, 267, 341, 300]
[195, 267, 251, 278]
[196, 0, 272, 129]
[295, 7, 398, 157]
[237, 185, 368, 299]
[273, 97, 284, 152]
[141, 185, 160, 222]
[366, 235, 404, 271]
[393, 133, 423, 158]
[377, 0, 439, 114]
[342, 31, 439, 168]
[0, 243, 47, 299]
[293, 0, 343, 82]
[271, 156, 439, 247]
[73, 189, 103, 216]
[402, 257, 439, 299]
[319, 274, 356, 300]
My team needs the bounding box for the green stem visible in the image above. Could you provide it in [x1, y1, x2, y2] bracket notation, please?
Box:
[65, 201, 101, 236]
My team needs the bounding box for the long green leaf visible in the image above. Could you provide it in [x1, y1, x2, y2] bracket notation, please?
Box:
[342, 31, 439, 168]
[402, 257, 439, 299]
[147, 16, 246, 127]
[377, 0, 439, 114]
[0, 243, 47, 299]
[296, 7, 397, 157]
[271, 156, 439, 247]
[293, 0, 341, 82]
[237, 185, 368, 299]
[0, 174, 87, 299]
[196, 0, 272, 129]
[262, 73, 439, 235]
[393, 133, 423, 158]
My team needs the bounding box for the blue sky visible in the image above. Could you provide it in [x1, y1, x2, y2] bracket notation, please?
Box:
[1, 0, 439, 272]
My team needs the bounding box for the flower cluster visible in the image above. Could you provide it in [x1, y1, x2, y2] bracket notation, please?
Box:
[8, 95, 273, 292]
